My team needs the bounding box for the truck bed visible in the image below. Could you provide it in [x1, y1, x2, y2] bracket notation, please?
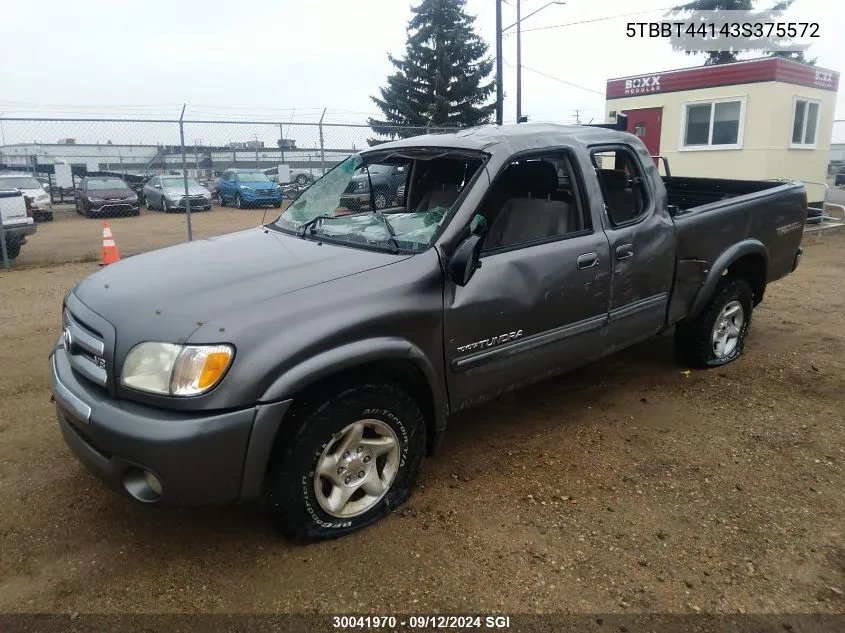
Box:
[666, 177, 806, 324]
[664, 176, 788, 211]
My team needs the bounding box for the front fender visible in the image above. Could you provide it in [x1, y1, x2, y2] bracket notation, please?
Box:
[257, 336, 447, 429]
[687, 239, 768, 319]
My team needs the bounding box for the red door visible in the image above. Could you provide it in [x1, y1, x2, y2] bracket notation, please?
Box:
[623, 107, 662, 159]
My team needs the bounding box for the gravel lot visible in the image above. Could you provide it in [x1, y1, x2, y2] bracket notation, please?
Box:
[0, 232, 842, 616]
[10, 204, 280, 268]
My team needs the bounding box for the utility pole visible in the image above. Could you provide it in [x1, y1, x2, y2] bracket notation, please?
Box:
[495, 0, 503, 126]
[573, 109, 581, 124]
[516, 0, 522, 124]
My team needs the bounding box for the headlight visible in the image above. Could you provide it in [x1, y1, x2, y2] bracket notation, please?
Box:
[240, 185, 253, 191]
[355, 181, 368, 191]
[121, 342, 234, 396]
[88, 196, 103, 202]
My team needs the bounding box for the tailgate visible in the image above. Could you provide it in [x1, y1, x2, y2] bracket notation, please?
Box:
[0, 190, 30, 226]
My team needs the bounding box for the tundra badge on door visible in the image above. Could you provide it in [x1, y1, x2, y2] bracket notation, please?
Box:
[457, 330, 523, 353]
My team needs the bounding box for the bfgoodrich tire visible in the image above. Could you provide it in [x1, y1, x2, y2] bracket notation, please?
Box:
[266, 381, 426, 542]
[675, 278, 754, 368]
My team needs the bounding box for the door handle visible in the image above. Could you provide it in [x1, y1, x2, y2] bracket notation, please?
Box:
[577, 252, 599, 269]
[615, 244, 634, 259]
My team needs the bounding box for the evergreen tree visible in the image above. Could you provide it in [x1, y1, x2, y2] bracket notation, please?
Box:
[368, 0, 495, 144]
[668, 0, 811, 65]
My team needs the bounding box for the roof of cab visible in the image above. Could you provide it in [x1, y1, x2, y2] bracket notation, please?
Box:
[362, 123, 637, 156]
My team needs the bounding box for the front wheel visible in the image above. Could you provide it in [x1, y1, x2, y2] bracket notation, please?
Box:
[266, 382, 426, 542]
[162, 197, 170, 213]
[675, 278, 754, 368]
[235, 193, 244, 209]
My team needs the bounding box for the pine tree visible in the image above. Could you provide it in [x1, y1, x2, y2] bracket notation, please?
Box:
[368, 0, 495, 144]
[668, 0, 811, 65]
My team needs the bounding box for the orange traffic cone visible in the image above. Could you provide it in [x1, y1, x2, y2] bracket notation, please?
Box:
[101, 221, 121, 265]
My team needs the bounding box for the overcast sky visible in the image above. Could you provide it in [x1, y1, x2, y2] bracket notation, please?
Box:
[0, 0, 842, 144]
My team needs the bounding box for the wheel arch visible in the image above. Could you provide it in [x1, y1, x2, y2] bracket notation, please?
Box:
[258, 337, 446, 455]
[688, 240, 768, 320]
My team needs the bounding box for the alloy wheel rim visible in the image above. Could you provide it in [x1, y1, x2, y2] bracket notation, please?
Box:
[313, 419, 401, 518]
[711, 300, 744, 358]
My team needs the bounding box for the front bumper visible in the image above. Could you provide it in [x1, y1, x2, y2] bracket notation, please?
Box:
[241, 190, 282, 205]
[89, 202, 140, 215]
[166, 198, 212, 211]
[50, 346, 291, 506]
[3, 222, 37, 238]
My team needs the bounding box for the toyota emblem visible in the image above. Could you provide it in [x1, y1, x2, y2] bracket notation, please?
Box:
[62, 327, 73, 351]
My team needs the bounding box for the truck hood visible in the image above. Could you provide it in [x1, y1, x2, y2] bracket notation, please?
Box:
[73, 227, 410, 339]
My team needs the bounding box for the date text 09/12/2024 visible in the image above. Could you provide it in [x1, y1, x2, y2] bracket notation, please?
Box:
[332, 615, 512, 629]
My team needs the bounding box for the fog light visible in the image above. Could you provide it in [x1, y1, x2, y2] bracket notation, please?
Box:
[122, 467, 163, 503]
[144, 470, 163, 495]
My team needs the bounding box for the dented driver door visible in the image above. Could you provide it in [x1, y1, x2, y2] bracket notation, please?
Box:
[443, 232, 611, 412]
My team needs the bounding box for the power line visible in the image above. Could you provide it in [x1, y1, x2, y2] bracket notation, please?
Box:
[504, 59, 605, 95]
[519, 6, 673, 34]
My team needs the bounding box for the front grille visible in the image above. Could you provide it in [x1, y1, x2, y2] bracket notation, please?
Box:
[63, 307, 108, 388]
[96, 203, 134, 213]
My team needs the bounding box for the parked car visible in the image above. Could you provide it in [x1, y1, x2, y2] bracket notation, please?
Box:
[74, 177, 140, 218]
[217, 169, 282, 208]
[143, 176, 212, 212]
[0, 189, 36, 259]
[0, 173, 53, 221]
[340, 163, 408, 211]
[835, 168, 845, 187]
[50, 124, 806, 541]
[264, 167, 318, 187]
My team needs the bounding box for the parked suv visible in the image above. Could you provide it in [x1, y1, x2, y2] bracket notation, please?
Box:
[0, 173, 53, 221]
[74, 177, 140, 218]
[217, 169, 282, 208]
[143, 176, 212, 212]
[340, 163, 407, 211]
[0, 189, 36, 259]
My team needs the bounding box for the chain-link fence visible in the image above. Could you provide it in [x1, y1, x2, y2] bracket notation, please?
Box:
[0, 117, 451, 269]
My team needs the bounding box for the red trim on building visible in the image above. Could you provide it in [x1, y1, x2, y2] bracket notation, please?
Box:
[606, 57, 838, 99]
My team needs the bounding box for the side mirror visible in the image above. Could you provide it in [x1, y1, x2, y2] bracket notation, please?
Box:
[667, 204, 679, 215]
[449, 234, 483, 286]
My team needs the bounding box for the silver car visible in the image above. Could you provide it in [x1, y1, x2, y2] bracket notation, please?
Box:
[143, 176, 212, 213]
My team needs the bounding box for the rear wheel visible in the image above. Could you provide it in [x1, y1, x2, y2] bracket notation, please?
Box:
[4, 240, 21, 259]
[374, 190, 388, 210]
[266, 381, 426, 542]
[675, 278, 754, 368]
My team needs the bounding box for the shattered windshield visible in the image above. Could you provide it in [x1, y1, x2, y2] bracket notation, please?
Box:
[273, 153, 483, 253]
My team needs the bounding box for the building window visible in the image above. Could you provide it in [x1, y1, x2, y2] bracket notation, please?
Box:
[791, 98, 820, 148]
[681, 98, 745, 150]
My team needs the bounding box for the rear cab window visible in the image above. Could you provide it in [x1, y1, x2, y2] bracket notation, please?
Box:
[590, 146, 651, 226]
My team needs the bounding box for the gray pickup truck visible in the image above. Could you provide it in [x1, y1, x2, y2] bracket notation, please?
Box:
[50, 124, 806, 541]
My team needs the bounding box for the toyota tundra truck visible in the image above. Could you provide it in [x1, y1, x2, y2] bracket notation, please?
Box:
[50, 123, 806, 541]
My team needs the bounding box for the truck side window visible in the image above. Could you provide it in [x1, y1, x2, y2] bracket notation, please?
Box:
[591, 147, 649, 226]
[479, 152, 587, 252]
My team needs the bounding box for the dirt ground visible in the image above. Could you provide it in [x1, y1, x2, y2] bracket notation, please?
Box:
[10, 204, 280, 268]
[0, 232, 842, 617]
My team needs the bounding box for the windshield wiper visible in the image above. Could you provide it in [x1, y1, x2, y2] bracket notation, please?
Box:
[297, 214, 334, 238]
[373, 212, 400, 254]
